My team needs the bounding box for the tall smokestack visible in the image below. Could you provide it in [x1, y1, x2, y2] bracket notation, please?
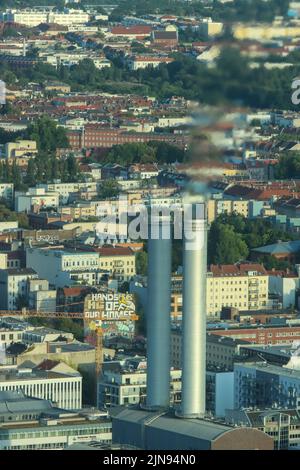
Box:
[180, 200, 207, 418]
[146, 214, 172, 410]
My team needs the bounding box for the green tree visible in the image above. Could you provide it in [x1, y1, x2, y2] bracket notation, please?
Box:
[26, 116, 69, 153]
[209, 223, 249, 265]
[98, 180, 120, 199]
[135, 251, 148, 276]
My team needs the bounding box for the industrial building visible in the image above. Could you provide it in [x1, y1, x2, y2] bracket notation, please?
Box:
[111, 407, 273, 450]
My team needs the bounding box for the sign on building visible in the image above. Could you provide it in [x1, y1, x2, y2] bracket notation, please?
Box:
[84, 293, 138, 346]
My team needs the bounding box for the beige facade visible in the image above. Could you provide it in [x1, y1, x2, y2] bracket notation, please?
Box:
[98, 252, 136, 282]
[233, 24, 300, 40]
[207, 199, 249, 223]
[170, 265, 268, 320]
[5, 140, 37, 160]
[206, 267, 269, 318]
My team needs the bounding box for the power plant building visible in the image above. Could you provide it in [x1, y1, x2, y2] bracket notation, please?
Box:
[111, 407, 274, 450]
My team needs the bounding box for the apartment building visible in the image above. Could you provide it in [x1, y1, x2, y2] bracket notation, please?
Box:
[210, 323, 300, 345]
[22, 327, 74, 344]
[4, 140, 37, 160]
[15, 188, 59, 212]
[0, 362, 82, 410]
[0, 183, 13, 203]
[28, 279, 57, 313]
[0, 268, 38, 310]
[67, 126, 188, 150]
[234, 362, 300, 411]
[97, 357, 181, 409]
[171, 329, 248, 370]
[97, 246, 136, 282]
[207, 264, 269, 317]
[1, 9, 90, 27]
[26, 247, 100, 288]
[169, 264, 269, 319]
[0, 329, 23, 349]
[110, 25, 152, 39]
[127, 55, 173, 70]
[38, 182, 98, 204]
[199, 19, 223, 38]
[60, 203, 97, 220]
[9, 341, 95, 377]
[206, 369, 234, 418]
[207, 198, 250, 223]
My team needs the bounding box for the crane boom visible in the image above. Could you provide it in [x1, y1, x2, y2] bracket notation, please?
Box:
[0, 309, 138, 377]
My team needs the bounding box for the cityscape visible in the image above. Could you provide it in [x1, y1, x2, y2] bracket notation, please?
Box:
[1, 0, 300, 454]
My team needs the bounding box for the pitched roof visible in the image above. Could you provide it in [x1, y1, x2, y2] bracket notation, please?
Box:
[111, 26, 152, 35]
[35, 359, 60, 371]
[209, 263, 267, 276]
[97, 246, 135, 257]
[153, 31, 178, 40]
[252, 240, 300, 255]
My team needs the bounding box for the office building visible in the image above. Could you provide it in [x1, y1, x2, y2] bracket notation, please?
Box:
[226, 408, 300, 450]
[171, 329, 248, 370]
[0, 390, 111, 450]
[0, 361, 82, 410]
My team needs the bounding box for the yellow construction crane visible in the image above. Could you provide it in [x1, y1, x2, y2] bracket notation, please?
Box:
[0, 305, 138, 377]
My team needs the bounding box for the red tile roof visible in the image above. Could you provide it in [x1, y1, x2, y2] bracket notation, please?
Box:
[97, 246, 135, 257]
[35, 359, 60, 371]
[210, 263, 267, 276]
[62, 287, 88, 296]
[111, 26, 152, 35]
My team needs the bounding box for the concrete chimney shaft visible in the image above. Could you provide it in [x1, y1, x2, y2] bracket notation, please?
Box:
[180, 208, 207, 418]
[146, 215, 172, 410]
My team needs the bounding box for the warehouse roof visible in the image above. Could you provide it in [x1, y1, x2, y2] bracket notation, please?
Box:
[111, 407, 232, 441]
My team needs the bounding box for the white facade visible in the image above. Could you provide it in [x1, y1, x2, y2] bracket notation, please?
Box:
[0, 329, 23, 348]
[0, 183, 13, 202]
[26, 247, 100, 287]
[98, 365, 181, 408]
[0, 369, 82, 410]
[1, 9, 90, 27]
[44, 52, 111, 69]
[15, 188, 59, 212]
[38, 182, 98, 204]
[0, 420, 111, 450]
[0, 269, 38, 310]
[269, 274, 300, 309]
[206, 370, 234, 418]
[127, 57, 173, 70]
[0, 221, 18, 232]
[157, 116, 192, 128]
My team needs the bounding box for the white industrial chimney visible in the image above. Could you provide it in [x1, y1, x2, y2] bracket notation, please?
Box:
[146, 214, 172, 410]
[179, 199, 207, 418]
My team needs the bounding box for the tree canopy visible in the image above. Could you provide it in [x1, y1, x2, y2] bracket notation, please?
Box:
[208, 213, 294, 265]
[102, 141, 185, 166]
